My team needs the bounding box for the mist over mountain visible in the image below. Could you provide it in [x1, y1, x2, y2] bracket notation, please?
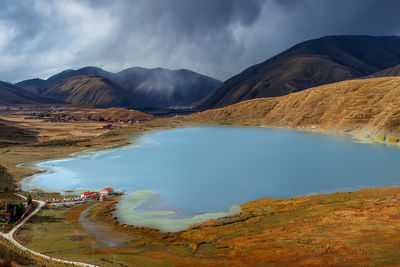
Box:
[17, 67, 220, 108]
[11, 35, 400, 110]
[198, 35, 400, 109]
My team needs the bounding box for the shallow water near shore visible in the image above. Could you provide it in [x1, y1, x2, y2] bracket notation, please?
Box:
[22, 127, 400, 231]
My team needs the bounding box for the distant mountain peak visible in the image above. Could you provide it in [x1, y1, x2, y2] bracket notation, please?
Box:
[16, 66, 221, 108]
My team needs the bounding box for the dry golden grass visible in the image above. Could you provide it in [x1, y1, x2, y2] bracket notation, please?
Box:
[5, 89, 400, 266]
[93, 107, 153, 121]
[190, 77, 400, 141]
[20, 187, 400, 266]
[0, 115, 108, 142]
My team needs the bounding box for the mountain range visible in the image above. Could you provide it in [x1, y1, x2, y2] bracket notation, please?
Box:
[198, 35, 400, 109]
[3, 35, 400, 110]
[0, 81, 61, 105]
[16, 67, 221, 108]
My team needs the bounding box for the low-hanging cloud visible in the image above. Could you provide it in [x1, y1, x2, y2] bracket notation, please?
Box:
[0, 0, 400, 82]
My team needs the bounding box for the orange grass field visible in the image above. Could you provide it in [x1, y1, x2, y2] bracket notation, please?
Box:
[16, 187, 400, 266]
[2, 103, 400, 266]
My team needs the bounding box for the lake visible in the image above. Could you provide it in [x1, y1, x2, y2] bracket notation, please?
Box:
[22, 127, 400, 232]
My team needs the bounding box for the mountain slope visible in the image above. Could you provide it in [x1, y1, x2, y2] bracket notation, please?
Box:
[0, 81, 60, 105]
[190, 77, 400, 138]
[371, 64, 400, 77]
[17, 67, 221, 108]
[113, 68, 221, 108]
[15, 78, 49, 95]
[93, 108, 153, 121]
[0, 118, 37, 147]
[199, 35, 400, 109]
[44, 75, 133, 107]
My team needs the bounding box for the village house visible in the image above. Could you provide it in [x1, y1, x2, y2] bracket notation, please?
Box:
[80, 191, 99, 200]
[101, 187, 114, 195]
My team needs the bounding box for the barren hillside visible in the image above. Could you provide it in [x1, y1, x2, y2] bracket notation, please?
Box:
[44, 75, 133, 107]
[191, 77, 400, 139]
[199, 35, 400, 109]
[0, 118, 37, 147]
[93, 108, 153, 121]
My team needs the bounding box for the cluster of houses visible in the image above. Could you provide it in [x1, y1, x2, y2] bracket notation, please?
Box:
[50, 188, 117, 208]
[80, 187, 115, 201]
[99, 117, 146, 124]
[29, 112, 147, 124]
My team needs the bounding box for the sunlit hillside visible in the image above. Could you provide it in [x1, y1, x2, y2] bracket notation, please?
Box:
[191, 77, 400, 140]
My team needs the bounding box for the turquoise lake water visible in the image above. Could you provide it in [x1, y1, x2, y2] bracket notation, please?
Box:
[22, 127, 400, 231]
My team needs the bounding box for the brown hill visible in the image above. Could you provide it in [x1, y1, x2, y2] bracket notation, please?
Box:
[43, 75, 134, 107]
[0, 118, 37, 147]
[190, 77, 400, 139]
[93, 108, 153, 121]
[0, 81, 59, 105]
[17, 67, 221, 108]
[199, 35, 400, 109]
[371, 64, 400, 77]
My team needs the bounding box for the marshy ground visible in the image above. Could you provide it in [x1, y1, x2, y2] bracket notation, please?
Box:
[14, 187, 400, 266]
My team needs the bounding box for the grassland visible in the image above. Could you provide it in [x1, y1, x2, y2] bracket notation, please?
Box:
[15, 187, 400, 266]
[190, 77, 400, 144]
[3, 89, 400, 266]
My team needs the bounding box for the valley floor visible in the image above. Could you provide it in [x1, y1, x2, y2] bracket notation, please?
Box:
[14, 187, 400, 266]
[1, 105, 400, 266]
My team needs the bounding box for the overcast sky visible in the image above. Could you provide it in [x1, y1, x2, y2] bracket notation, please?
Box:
[1, 0, 400, 82]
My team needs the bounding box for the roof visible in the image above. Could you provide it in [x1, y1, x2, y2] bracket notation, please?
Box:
[101, 188, 114, 191]
[81, 191, 98, 196]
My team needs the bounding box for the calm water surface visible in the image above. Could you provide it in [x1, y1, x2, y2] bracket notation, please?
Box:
[22, 127, 400, 231]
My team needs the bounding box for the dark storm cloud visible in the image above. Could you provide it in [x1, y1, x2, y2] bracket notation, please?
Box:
[0, 0, 399, 82]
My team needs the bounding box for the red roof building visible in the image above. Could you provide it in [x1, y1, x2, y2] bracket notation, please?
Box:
[80, 191, 99, 199]
[101, 188, 114, 195]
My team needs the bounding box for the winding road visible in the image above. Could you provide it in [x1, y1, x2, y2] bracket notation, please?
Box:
[79, 203, 133, 247]
[0, 193, 95, 267]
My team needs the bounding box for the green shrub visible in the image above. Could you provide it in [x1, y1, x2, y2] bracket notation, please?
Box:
[375, 134, 386, 142]
[387, 136, 399, 143]
[4, 203, 11, 213]
[219, 121, 233, 126]
[31, 139, 90, 147]
[26, 193, 32, 206]
[100, 130, 120, 138]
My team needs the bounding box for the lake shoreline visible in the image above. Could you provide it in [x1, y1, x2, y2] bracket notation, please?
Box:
[18, 123, 400, 232]
[16, 119, 398, 191]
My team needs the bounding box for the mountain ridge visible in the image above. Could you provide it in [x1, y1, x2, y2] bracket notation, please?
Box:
[0, 81, 62, 105]
[190, 76, 400, 139]
[17, 66, 221, 108]
[198, 35, 400, 109]
[43, 75, 134, 107]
